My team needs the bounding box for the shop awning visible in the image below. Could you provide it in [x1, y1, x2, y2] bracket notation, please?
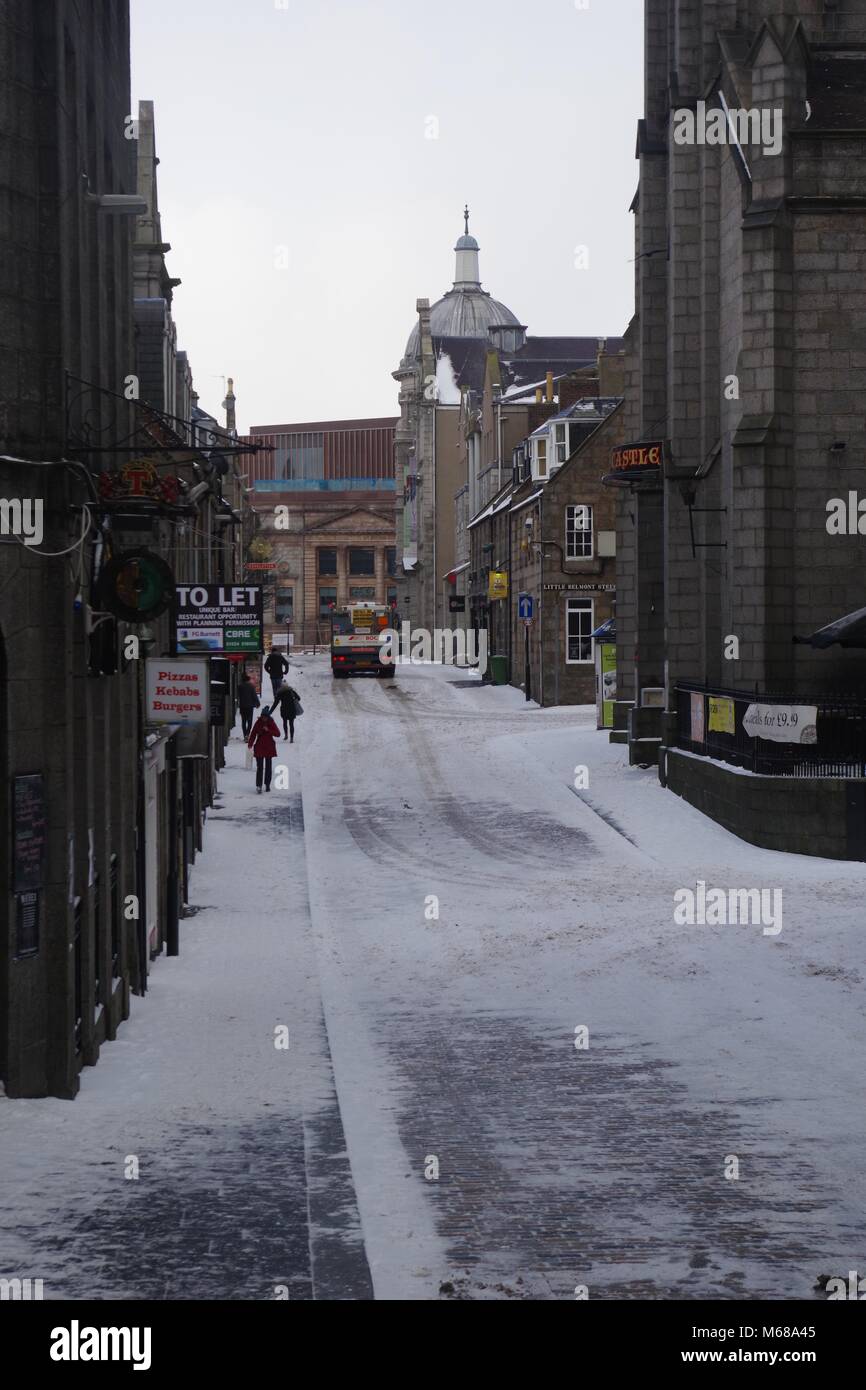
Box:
[402, 551, 418, 572]
[794, 605, 866, 649]
[442, 560, 470, 581]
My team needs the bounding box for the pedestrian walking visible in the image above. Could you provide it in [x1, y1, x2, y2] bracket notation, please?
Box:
[248, 706, 280, 793]
[264, 645, 290, 701]
[237, 672, 260, 740]
[275, 683, 302, 743]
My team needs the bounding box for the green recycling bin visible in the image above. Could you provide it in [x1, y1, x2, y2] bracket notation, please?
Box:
[489, 654, 508, 685]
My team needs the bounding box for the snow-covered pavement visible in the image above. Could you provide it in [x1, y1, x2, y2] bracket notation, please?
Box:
[300, 659, 866, 1300]
[2, 658, 865, 1300]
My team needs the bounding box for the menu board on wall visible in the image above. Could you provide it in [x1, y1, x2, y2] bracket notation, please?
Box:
[13, 774, 47, 894]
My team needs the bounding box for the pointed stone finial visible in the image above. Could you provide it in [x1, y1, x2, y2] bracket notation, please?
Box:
[464, 204, 470, 235]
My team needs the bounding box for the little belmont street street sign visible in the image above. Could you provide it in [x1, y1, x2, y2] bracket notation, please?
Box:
[543, 583, 615, 592]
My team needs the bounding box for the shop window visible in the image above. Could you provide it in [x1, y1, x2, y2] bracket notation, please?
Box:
[275, 588, 294, 622]
[566, 598, 594, 663]
[566, 504, 593, 559]
[350, 587, 375, 600]
[319, 587, 337, 618]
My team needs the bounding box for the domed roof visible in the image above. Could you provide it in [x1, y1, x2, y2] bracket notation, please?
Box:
[405, 289, 521, 357]
[404, 209, 521, 359]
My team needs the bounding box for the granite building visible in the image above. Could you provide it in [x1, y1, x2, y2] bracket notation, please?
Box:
[0, 0, 139, 1096]
[614, 0, 866, 856]
[0, 9, 251, 1097]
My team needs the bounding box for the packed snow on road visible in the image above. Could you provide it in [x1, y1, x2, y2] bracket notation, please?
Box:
[2, 659, 864, 1300]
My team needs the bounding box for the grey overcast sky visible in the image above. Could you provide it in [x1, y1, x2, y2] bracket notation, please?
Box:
[130, 0, 644, 432]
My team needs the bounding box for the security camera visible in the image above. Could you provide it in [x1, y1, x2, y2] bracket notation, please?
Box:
[524, 515, 533, 529]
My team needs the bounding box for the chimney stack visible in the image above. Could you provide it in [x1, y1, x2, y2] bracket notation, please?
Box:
[223, 376, 237, 434]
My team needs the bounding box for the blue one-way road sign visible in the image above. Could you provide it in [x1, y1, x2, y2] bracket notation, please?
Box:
[518, 593, 534, 621]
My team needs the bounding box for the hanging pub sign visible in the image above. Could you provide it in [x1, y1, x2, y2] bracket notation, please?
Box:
[604, 439, 667, 485]
[488, 570, 509, 601]
[98, 549, 175, 621]
[175, 584, 264, 655]
[97, 458, 181, 506]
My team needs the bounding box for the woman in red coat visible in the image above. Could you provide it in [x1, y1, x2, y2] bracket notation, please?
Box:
[248, 706, 280, 793]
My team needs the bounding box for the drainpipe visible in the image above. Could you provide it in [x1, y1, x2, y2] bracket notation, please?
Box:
[539, 492, 545, 706]
[496, 389, 503, 495]
[432, 404, 437, 631]
[507, 493, 512, 680]
[166, 738, 179, 957]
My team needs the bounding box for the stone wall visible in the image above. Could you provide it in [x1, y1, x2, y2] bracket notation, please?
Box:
[664, 748, 866, 861]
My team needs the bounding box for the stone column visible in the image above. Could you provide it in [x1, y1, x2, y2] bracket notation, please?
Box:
[337, 546, 349, 606]
[374, 547, 386, 604]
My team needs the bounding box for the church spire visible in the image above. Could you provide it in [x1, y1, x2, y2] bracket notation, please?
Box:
[454, 205, 481, 288]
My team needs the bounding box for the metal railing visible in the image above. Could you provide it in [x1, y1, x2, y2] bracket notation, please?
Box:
[676, 681, 866, 778]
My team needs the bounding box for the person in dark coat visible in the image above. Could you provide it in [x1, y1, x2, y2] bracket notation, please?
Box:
[264, 646, 290, 701]
[237, 672, 260, 739]
[275, 684, 301, 743]
[248, 706, 280, 792]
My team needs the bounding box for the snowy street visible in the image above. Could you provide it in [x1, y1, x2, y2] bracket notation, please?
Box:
[2, 660, 865, 1300]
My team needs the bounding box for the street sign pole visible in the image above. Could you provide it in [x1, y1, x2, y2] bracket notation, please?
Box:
[518, 594, 534, 702]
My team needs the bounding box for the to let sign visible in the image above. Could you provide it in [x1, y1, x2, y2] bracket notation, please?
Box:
[175, 584, 263, 656]
[145, 659, 210, 725]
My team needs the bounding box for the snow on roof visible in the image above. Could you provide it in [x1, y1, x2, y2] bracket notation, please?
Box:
[435, 351, 461, 405]
[510, 488, 544, 513]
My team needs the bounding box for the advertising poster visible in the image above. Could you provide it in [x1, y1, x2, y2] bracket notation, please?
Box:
[690, 691, 706, 745]
[488, 570, 508, 601]
[708, 696, 736, 735]
[743, 703, 818, 745]
[601, 643, 617, 729]
[175, 585, 263, 656]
